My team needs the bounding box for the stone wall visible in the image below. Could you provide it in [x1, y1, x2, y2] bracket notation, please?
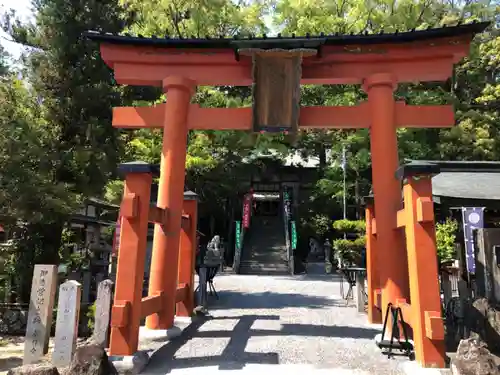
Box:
[467, 298, 500, 355]
[0, 304, 92, 337]
[0, 306, 27, 335]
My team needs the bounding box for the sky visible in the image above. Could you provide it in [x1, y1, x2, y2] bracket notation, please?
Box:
[0, 0, 32, 58]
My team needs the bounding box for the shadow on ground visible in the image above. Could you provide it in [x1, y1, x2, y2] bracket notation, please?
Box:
[0, 357, 22, 372]
[208, 291, 339, 310]
[146, 314, 381, 374]
[279, 273, 344, 282]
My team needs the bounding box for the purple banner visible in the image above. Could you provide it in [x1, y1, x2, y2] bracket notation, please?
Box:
[462, 207, 485, 274]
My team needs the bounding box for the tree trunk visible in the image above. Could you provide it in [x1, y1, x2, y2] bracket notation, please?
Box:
[16, 220, 64, 303]
[354, 172, 360, 219]
[318, 144, 327, 177]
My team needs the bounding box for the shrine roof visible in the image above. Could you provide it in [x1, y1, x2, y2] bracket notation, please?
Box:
[84, 21, 489, 49]
[432, 172, 500, 201]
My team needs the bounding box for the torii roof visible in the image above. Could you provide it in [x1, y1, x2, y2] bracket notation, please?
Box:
[82, 21, 490, 87]
[84, 21, 489, 50]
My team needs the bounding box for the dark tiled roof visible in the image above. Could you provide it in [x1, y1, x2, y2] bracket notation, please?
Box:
[398, 160, 500, 201]
[367, 160, 500, 204]
[432, 172, 500, 201]
[409, 160, 500, 173]
[396, 160, 500, 179]
[83, 21, 489, 49]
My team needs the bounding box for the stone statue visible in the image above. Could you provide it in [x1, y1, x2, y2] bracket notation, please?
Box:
[204, 235, 224, 267]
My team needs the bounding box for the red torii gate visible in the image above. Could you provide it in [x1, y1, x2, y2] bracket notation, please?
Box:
[85, 21, 488, 368]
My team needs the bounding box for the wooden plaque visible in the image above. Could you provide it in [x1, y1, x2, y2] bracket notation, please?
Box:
[245, 49, 314, 133]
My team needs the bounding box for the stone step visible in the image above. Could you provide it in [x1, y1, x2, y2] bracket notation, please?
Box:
[239, 268, 290, 276]
[239, 260, 290, 275]
[240, 261, 288, 267]
[243, 256, 287, 262]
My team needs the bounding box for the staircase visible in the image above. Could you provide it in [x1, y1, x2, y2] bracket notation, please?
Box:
[239, 215, 289, 275]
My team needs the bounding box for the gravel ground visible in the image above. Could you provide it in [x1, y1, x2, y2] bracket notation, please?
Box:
[144, 272, 411, 375]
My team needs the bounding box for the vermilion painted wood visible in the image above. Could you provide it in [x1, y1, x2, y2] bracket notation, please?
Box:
[110, 172, 152, 355]
[364, 73, 409, 329]
[402, 176, 445, 368]
[365, 204, 381, 324]
[95, 24, 484, 366]
[146, 77, 195, 331]
[177, 199, 198, 317]
[99, 35, 474, 86]
[112, 102, 455, 130]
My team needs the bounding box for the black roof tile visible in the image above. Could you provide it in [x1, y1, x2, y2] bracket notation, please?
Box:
[396, 160, 500, 180]
[83, 21, 489, 50]
[432, 172, 500, 201]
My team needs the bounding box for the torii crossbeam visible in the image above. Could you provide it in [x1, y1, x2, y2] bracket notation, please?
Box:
[112, 102, 455, 130]
[84, 21, 489, 368]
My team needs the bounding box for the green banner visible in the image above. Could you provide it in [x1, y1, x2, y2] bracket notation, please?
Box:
[291, 220, 297, 250]
[283, 190, 290, 201]
[235, 221, 241, 250]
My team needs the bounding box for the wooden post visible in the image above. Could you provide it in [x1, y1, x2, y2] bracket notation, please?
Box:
[365, 201, 381, 323]
[402, 174, 445, 368]
[363, 73, 409, 318]
[23, 265, 58, 364]
[356, 272, 366, 313]
[177, 191, 198, 317]
[82, 271, 91, 304]
[147, 77, 196, 330]
[441, 271, 452, 308]
[198, 267, 208, 309]
[109, 162, 152, 356]
[52, 280, 82, 367]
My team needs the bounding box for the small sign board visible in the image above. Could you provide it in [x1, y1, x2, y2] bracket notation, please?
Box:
[291, 221, 297, 250]
[462, 207, 485, 274]
[235, 221, 241, 251]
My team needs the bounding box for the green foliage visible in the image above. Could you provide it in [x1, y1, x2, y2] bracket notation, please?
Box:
[332, 219, 366, 234]
[435, 218, 459, 262]
[302, 214, 332, 238]
[104, 180, 125, 204]
[332, 219, 367, 266]
[0, 0, 498, 297]
[3, 0, 128, 198]
[87, 303, 96, 331]
[0, 76, 76, 222]
[333, 237, 366, 265]
[0, 0, 127, 302]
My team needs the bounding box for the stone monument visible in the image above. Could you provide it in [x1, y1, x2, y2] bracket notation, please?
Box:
[52, 280, 82, 367]
[92, 279, 114, 348]
[23, 265, 58, 365]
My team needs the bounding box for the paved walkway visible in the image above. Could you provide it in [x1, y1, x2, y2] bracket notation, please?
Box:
[143, 272, 410, 375]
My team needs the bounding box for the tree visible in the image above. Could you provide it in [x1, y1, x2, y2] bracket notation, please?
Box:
[1, 0, 128, 301]
[3, 0, 128, 197]
[332, 219, 366, 266]
[435, 218, 459, 262]
[0, 73, 77, 301]
[105, 0, 291, 236]
[274, 0, 498, 212]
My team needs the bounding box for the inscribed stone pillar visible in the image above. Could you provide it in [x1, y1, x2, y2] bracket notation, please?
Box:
[23, 265, 57, 365]
[52, 280, 82, 368]
[95, 273, 105, 289]
[92, 279, 114, 348]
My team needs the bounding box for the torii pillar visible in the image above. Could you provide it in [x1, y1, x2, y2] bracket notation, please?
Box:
[146, 77, 196, 330]
[363, 73, 409, 313]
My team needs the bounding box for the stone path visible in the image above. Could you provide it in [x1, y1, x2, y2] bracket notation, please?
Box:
[143, 272, 413, 375]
